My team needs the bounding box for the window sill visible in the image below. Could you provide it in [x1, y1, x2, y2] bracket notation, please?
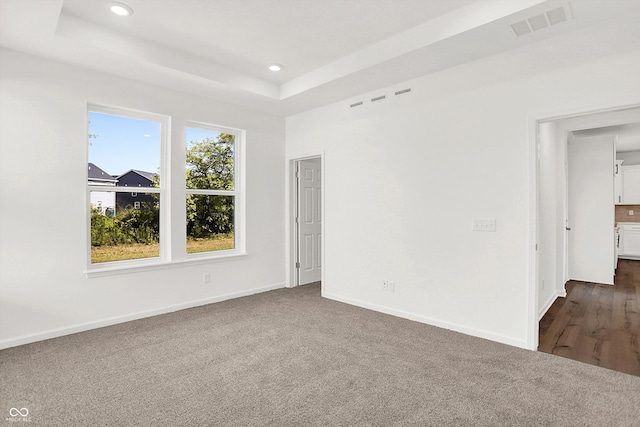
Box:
[85, 252, 248, 278]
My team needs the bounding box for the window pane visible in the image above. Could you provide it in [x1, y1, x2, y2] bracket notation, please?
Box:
[186, 194, 234, 253]
[90, 191, 160, 263]
[186, 128, 234, 190]
[89, 111, 161, 187]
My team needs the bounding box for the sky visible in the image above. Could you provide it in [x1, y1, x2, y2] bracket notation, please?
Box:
[88, 112, 161, 176]
[88, 112, 221, 177]
[186, 127, 221, 148]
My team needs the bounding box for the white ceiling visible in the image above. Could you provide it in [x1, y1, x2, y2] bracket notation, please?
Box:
[572, 123, 640, 153]
[59, 0, 476, 85]
[1, 0, 640, 116]
[561, 107, 640, 152]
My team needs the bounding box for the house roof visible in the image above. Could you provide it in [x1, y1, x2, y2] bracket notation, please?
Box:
[88, 163, 118, 182]
[117, 169, 157, 182]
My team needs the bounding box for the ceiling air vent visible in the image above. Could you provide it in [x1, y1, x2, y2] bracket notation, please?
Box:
[371, 95, 386, 102]
[527, 13, 549, 31]
[510, 20, 531, 36]
[395, 88, 411, 96]
[546, 6, 568, 25]
[350, 101, 363, 108]
[510, 5, 569, 37]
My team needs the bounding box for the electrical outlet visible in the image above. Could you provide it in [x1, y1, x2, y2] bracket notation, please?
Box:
[629, 210, 634, 216]
[203, 273, 211, 284]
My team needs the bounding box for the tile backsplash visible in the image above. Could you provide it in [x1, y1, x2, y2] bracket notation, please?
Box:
[615, 205, 640, 223]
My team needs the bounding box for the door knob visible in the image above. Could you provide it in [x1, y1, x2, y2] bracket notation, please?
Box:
[566, 227, 571, 231]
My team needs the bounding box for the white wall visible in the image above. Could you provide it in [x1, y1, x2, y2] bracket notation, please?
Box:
[538, 122, 562, 317]
[567, 137, 615, 285]
[0, 49, 285, 348]
[538, 122, 569, 319]
[286, 49, 640, 349]
[556, 132, 568, 289]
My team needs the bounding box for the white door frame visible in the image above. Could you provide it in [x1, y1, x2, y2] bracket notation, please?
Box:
[528, 102, 640, 351]
[286, 152, 325, 289]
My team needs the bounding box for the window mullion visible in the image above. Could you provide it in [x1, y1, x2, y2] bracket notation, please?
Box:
[88, 185, 161, 193]
[185, 189, 236, 196]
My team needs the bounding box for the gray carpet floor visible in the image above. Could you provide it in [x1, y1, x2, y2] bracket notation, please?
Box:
[1, 283, 639, 426]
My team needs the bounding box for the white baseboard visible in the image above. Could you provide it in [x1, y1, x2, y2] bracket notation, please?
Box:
[538, 289, 566, 321]
[323, 292, 528, 349]
[0, 282, 285, 350]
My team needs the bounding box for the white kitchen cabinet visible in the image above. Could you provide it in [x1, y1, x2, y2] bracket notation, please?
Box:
[622, 165, 640, 204]
[619, 223, 640, 259]
[614, 160, 624, 204]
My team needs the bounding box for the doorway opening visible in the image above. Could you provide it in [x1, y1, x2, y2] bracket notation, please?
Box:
[289, 156, 323, 288]
[531, 103, 640, 354]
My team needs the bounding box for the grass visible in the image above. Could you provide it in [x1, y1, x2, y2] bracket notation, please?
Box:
[187, 235, 234, 254]
[92, 242, 160, 263]
[91, 235, 234, 263]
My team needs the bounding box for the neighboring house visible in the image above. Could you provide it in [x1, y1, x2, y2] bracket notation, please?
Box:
[88, 163, 117, 215]
[115, 169, 158, 209]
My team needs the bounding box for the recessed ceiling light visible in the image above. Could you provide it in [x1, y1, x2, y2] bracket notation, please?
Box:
[268, 63, 283, 72]
[108, 1, 134, 17]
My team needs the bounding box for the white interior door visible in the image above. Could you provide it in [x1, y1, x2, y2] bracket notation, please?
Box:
[567, 137, 614, 285]
[298, 159, 322, 285]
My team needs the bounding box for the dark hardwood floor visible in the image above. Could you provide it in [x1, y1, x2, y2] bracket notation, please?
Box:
[539, 259, 640, 376]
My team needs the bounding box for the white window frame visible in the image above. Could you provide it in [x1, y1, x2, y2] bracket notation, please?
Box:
[86, 104, 169, 275]
[185, 121, 246, 259]
[85, 107, 247, 278]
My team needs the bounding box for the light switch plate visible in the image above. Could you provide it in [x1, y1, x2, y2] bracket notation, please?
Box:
[473, 218, 496, 232]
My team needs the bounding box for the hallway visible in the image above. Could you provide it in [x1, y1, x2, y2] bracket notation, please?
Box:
[539, 259, 640, 376]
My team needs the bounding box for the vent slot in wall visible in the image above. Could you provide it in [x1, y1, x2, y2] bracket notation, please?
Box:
[510, 5, 569, 37]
